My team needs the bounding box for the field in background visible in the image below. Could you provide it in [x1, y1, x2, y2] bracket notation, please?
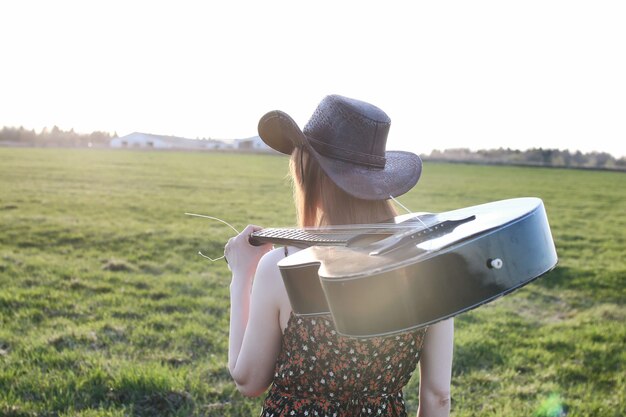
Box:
[0, 148, 624, 417]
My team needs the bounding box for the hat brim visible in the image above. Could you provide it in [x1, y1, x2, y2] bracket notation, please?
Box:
[258, 110, 422, 200]
[311, 146, 422, 200]
[258, 110, 306, 155]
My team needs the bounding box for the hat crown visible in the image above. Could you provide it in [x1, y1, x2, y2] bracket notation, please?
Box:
[303, 95, 390, 168]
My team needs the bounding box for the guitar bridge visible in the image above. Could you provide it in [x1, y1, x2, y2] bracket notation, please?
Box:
[369, 215, 476, 256]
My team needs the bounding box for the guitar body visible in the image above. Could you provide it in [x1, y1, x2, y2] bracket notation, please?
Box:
[277, 198, 558, 338]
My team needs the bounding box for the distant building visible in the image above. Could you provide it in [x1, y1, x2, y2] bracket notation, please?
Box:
[110, 132, 171, 148]
[233, 136, 270, 151]
[110, 132, 272, 152]
[110, 132, 229, 150]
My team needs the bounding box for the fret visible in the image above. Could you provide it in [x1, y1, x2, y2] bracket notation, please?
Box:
[249, 228, 348, 247]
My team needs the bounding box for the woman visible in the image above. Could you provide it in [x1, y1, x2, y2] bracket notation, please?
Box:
[226, 95, 454, 417]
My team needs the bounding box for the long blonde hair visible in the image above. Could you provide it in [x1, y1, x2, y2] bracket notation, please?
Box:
[290, 147, 398, 228]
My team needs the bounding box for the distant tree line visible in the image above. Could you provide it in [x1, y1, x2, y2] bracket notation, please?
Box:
[425, 147, 625, 171]
[0, 126, 117, 148]
[1, 125, 623, 171]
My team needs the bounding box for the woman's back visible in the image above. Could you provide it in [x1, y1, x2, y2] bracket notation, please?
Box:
[263, 313, 427, 416]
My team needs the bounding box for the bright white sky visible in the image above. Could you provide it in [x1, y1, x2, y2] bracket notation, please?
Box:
[1, 0, 625, 157]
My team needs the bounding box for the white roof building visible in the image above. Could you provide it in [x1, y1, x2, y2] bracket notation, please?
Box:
[110, 133, 272, 152]
[110, 132, 230, 150]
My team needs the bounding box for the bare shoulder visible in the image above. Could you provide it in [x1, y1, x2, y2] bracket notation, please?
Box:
[253, 247, 287, 288]
[253, 247, 292, 327]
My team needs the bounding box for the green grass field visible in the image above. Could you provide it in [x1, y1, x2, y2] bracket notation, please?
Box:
[1, 148, 624, 417]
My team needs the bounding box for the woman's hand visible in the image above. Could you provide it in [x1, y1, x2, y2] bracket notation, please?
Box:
[224, 225, 272, 284]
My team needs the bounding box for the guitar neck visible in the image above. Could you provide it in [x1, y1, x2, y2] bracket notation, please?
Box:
[249, 228, 350, 247]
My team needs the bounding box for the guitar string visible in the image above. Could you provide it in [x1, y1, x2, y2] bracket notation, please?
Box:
[390, 195, 412, 214]
[185, 213, 241, 261]
[187, 216, 436, 234]
[184, 213, 438, 232]
[392, 195, 434, 251]
[185, 197, 435, 261]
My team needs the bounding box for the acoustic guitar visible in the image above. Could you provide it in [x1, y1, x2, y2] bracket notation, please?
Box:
[250, 197, 558, 338]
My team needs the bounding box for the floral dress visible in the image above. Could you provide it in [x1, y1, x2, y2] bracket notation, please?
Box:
[261, 313, 427, 417]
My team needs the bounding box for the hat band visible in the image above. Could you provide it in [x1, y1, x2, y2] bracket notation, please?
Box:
[307, 136, 386, 168]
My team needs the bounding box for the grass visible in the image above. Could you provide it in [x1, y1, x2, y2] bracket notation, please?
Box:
[0, 148, 624, 416]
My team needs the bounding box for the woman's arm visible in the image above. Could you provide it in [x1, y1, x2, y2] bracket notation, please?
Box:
[226, 226, 283, 397]
[417, 318, 454, 417]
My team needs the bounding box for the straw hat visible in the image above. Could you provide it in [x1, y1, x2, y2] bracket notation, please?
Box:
[258, 94, 421, 200]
